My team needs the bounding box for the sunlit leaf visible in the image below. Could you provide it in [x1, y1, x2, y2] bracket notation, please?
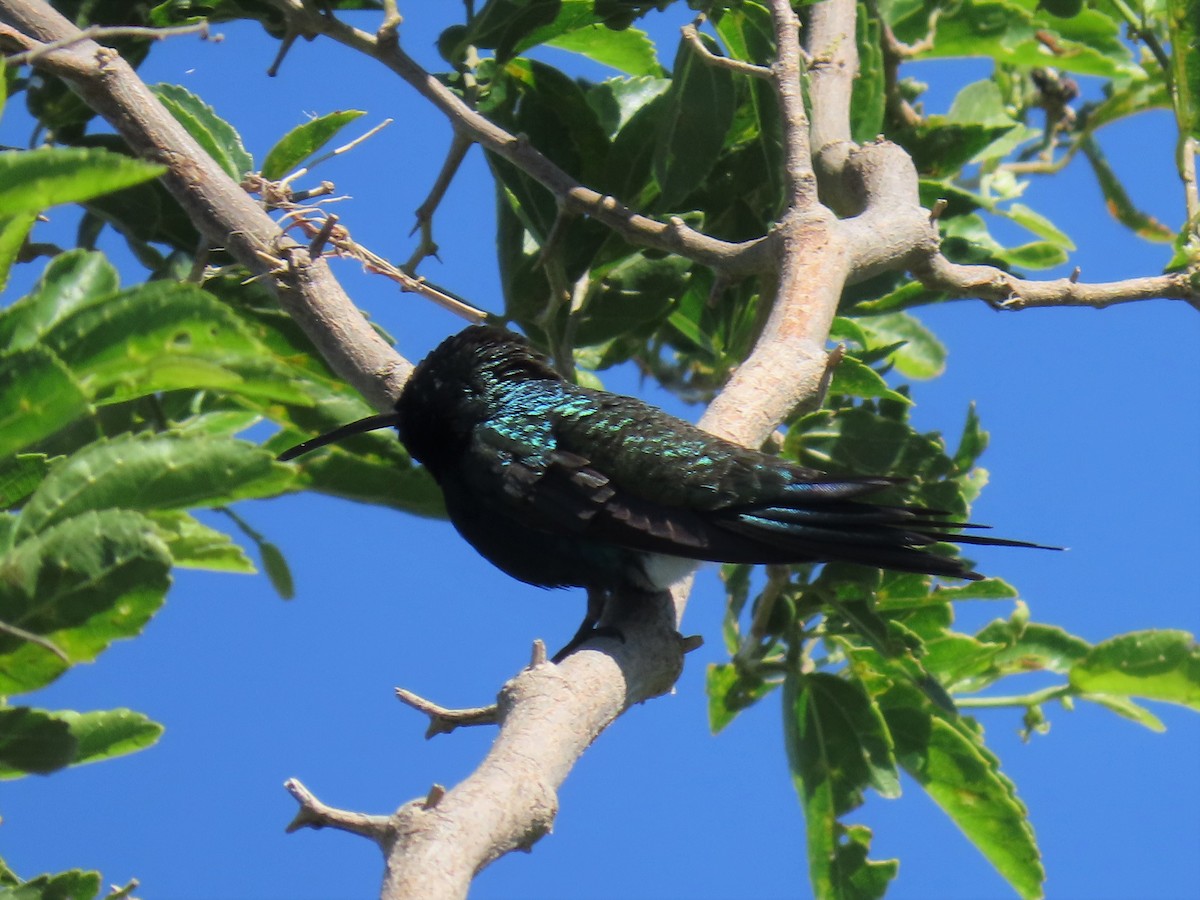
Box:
[0, 149, 164, 217]
[152, 83, 254, 179]
[881, 684, 1044, 899]
[0, 510, 171, 695]
[1070, 630, 1200, 710]
[17, 434, 292, 538]
[261, 109, 367, 180]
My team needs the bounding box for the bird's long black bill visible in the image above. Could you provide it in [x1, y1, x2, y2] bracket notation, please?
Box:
[276, 413, 402, 461]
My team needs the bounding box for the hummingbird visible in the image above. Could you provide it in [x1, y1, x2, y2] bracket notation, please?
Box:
[279, 325, 1050, 655]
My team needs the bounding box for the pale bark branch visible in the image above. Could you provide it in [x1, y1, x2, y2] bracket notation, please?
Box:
[0, 1, 409, 412]
[681, 16, 771, 79]
[913, 255, 1199, 309]
[8, 1, 1195, 899]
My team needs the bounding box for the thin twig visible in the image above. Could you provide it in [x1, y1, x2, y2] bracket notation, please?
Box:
[278, 118, 393, 192]
[913, 253, 1198, 309]
[767, 0, 817, 207]
[681, 16, 770, 79]
[395, 687, 499, 737]
[259, 0, 768, 275]
[2, 19, 216, 66]
[283, 778, 391, 841]
[406, 130, 472, 273]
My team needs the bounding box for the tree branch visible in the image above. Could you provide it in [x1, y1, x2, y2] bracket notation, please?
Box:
[0, 0, 410, 412]
[263, 0, 769, 275]
[912, 254, 1199, 309]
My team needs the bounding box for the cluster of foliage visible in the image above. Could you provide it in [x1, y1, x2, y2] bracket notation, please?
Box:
[1, 0, 1197, 898]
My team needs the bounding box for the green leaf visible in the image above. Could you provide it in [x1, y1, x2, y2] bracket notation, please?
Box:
[896, 118, 1016, 177]
[654, 33, 736, 210]
[0, 149, 164, 217]
[0, 213, 37, 293]
[0, 509, 171, 695]
[152, 83, 253, 180]
[39, 280, 315, 406]
[996, 241, 1069, 270]
[850, 5, 886, 143]
[1080, 136, 1175, 242]
[829, 355, 912, 404]
[587, 75, 672, 137]
[460, 0, 561, 61]
[17, 433, 293, 538]
[280, 441, 444, 518]
[545, 22, 662, 77]
[1069, 630, 1200, 710]
[54, 708, 163, 769]
[0, 348, 91, 459]
[1005, 203, 1074, 249]
[574, 252, 688, 345]
[0, 867, 102, 900]
[706, 662, 778, 733]
[260, 109, 367, 181]
[0, 455, 54, 510]
[857, 313, 947, 380]
[933, 578, 1019, 601]
[0, 250, 120, 351]
[881, 684, 1045, 899]
[952, 402, 988, 472]
[785, 671, 899, 900]
[947, 80, 1019, 127]
[1080, 693, 1165, 732]
[1168, 0, 1200, 139]
[895, 0, 1138, 78]
[0, 706, 75, 776]
[218, 509, 294, 599]
[0, 707, 162, 779]
[149, 511, 256, 574]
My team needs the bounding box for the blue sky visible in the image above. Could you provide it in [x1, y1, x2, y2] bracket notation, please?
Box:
[2, 8, 1198, 900]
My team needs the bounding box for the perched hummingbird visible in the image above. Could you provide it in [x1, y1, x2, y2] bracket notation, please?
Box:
[280, 325, 1048, 654]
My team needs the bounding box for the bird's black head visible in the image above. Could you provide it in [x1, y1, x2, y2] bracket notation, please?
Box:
[395, 325, 561, 474]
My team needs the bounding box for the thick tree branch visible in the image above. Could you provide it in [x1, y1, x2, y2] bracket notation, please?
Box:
[0, 0, 409, 412]
[804, 0, 858, 153]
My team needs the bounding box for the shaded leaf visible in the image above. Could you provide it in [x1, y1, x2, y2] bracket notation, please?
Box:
[0, 348, 91, 459]
[706, 662, 778, 733]
[654, 32, 736, 209]
[0, 706, 75, 776]
[785, 670, 900, 900]
[851, 5, 886, 142]
[0, 707, 162, 779]
[0, 867, 101, 900]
